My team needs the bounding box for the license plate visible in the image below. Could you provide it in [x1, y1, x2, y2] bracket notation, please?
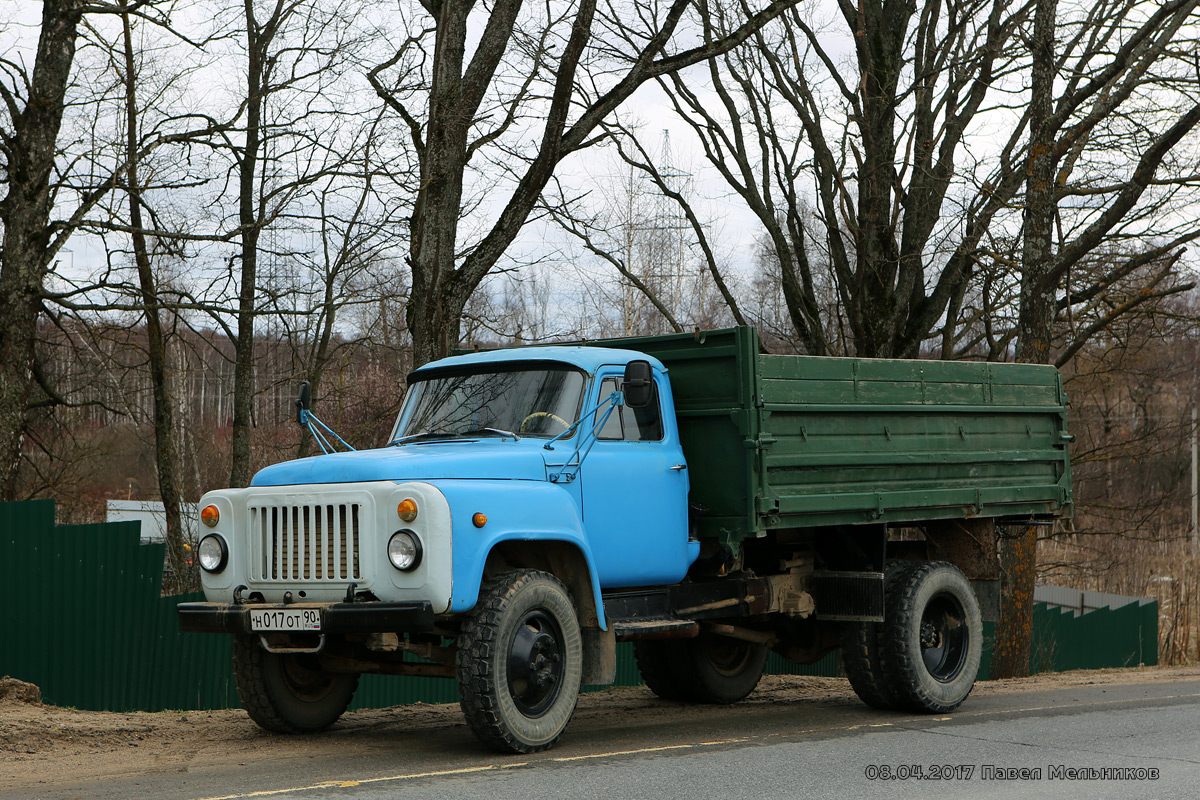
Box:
[249, 608, 322, 632]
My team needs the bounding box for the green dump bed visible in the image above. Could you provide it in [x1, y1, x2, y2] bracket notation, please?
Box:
[596, 327, 1073, 544]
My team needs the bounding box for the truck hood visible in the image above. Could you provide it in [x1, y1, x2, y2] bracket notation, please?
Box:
[250, 441, 551, 486]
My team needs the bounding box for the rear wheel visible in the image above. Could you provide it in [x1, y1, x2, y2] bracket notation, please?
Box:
[880, 562, 982, 713]
[232, 635, 358, 733]
[841, 563, 917, 710]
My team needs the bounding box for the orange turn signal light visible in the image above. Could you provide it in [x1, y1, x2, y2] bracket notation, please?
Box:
[472, 513, 487, 528]
[397, 498, 418, 522]
[200, 505, 220, 528]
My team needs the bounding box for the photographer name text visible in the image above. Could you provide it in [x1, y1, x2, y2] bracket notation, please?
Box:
[863, 764, 1160, 781]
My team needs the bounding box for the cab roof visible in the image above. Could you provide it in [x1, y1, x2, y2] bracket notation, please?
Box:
[410, 345, 667, 377]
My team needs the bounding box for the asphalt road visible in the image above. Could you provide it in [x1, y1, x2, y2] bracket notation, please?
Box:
[9, 677, 1200, 800]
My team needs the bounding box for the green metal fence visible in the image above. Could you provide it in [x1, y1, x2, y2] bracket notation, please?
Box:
[973, 600, 1158, 680]
[0, 499, 1153, 712]
[1029, 600, 1158, 672]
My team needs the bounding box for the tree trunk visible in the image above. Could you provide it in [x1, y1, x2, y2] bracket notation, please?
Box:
[403, 0, 477, 367]
[228, 0, 267, 487]
[993, 0, 1059, 679]
[120, 12, 190, 591]
[846, 0, 911, 358]
[0, 1, 82, 498]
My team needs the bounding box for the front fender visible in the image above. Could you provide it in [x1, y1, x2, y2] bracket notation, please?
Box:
[432, 479, 606, 629]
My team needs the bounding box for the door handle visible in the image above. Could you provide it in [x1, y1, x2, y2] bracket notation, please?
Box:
[669, 464, 687, 470]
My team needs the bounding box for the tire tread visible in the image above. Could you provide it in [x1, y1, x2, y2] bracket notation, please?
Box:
[841, 563, 918, 710]
[457, 569, 580, 754]
[880, 561, 981, 714]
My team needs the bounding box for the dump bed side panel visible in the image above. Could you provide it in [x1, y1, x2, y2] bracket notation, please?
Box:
[585, 327, 1071, 545]
[757, 354, 1072, 531]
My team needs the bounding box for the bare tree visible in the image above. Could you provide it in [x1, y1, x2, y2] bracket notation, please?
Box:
[368, 0, 803, 367]
[992, 0, 1200, 677]
[268, 112, 408, 456]
[546, 123, 750, 338]
[0, 1, 94, 498]
[654, 0, 1200, 364]
[0, 0, 212, 499]
[222, 0, 369, 486]
[653, 0, 1033, 356]
[108, 6, 196, 586]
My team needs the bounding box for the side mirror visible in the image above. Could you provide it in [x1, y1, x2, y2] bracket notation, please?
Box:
[296, 381, 311, 425]
[623, 360, 654, 408]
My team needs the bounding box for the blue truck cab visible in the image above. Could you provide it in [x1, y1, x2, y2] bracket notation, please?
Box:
[180, 345, 703, 753]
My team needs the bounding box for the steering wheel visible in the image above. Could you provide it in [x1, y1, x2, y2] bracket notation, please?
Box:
[520, 411, 570, 433]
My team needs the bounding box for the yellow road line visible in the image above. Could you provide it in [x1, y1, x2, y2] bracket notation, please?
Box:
[188, 738, 750, 800]
[189, 764, 524, 800]
[551, 738, 748, 763]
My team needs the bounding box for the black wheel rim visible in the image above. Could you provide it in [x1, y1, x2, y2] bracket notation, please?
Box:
[507, 608, 565, 717]
[919, 591, 970, 683]
[280, 655, 336, 702]
[703, 635, 754, 677]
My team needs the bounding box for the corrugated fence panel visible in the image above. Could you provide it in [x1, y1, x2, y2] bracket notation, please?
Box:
[4, 499, 66, 704]
[0, 500, 1159, 711]
[977, 599, 1158, 680]
[1031, 602, 1157, 674]
[0, 499, 241, 711]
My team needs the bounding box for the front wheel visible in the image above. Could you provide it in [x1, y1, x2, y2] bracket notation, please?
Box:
[456, 569, 583, 753]
[232, 635, 358, 733]
[880, 562, 982, 713]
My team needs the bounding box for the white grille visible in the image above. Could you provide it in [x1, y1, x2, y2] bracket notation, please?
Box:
[249, 503, 362, 581]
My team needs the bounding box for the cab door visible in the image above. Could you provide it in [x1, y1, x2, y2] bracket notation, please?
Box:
[579, 366, 694, 588]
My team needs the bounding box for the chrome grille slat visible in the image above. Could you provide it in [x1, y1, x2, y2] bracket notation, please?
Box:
[333, 504, 343, 579]
[274, 507, 283, 579]
[250, 501, 362, 582]
[320, 505, 329, 578]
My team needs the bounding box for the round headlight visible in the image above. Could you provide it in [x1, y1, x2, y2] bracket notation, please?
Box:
[388, 530, 422, 571]
[197, 534, 228, 573]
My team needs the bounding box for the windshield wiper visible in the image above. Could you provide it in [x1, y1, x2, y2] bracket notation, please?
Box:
[393, 427, 521, 445]
[392, 431, 460, 445]
[461, 427, 521, 441]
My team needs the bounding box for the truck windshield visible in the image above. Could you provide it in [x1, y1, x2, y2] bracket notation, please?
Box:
[395, 365, 587, 440]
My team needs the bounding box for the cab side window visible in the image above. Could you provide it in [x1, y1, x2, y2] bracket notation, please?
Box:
[596, 377, 664, 442]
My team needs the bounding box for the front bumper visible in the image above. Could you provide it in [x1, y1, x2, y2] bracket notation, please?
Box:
[177, 600, 435, 635]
